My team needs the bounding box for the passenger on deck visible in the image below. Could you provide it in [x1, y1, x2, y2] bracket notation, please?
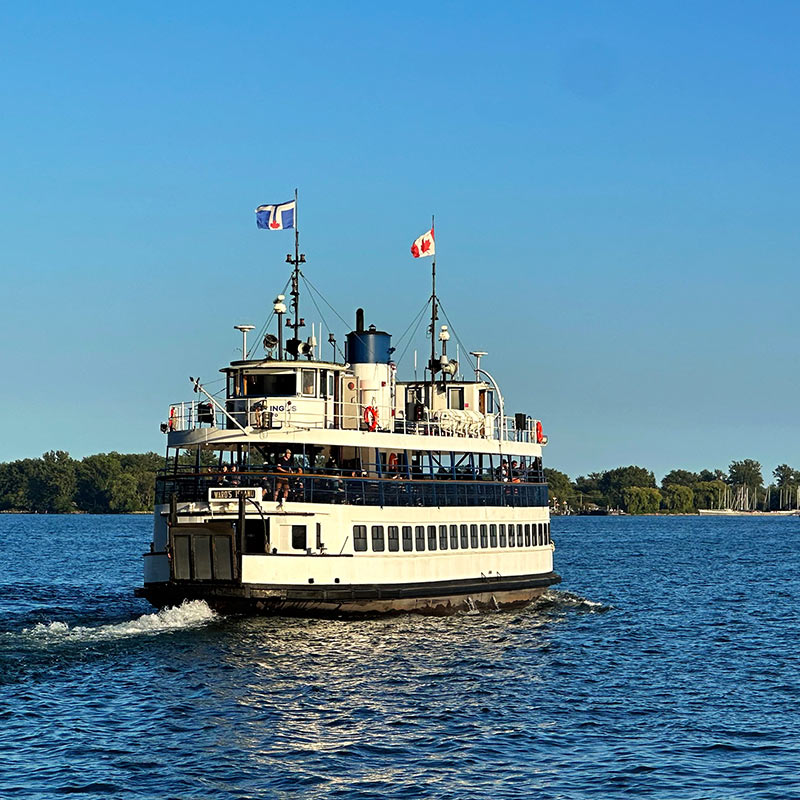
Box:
[229, 464, 241, 487]
[273, 449, 293, 507]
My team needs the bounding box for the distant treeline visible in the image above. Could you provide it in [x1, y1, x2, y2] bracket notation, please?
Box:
[0, 451, 163, 513]
[546, 460, 800, 514]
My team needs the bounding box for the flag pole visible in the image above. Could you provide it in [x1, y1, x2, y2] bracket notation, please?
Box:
[429, 214, 437, 385]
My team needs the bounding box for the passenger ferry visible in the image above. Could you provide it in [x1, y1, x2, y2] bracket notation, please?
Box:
[138, 231, 559, 615]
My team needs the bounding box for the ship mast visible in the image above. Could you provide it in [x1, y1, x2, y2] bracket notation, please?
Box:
[286, 188, 306, 360]
[428, 214, 438, 383]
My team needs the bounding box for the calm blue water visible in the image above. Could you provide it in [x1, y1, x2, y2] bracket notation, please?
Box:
[1, 514, 799, 799]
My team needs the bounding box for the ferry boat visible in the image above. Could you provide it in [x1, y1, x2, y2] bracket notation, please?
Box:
[137, 228, 559, 615]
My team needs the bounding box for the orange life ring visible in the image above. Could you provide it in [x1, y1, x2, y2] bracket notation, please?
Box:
[364, 406, 379, 431]
[388, 452, 398, 470]
[535, 420, 544, 444]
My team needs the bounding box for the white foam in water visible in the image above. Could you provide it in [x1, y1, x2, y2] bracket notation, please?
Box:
[23, 600, 217, 640]
[539, 589, 611, 612]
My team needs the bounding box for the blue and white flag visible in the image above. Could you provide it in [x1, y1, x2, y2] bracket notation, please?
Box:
[255, 200, 296, 230]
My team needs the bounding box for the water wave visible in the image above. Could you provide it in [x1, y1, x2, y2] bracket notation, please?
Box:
[21, 600, 217, 641]
[536, 589, 612, 613]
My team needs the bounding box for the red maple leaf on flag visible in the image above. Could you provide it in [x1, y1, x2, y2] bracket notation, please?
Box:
[420, 237, 431, 254]
[269, 220, 280, 229]
[411, 243, 420, 257]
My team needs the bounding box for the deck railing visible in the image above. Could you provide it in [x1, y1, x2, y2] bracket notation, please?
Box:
[165, 399, 544, 444]
[156, 471, 549, 509]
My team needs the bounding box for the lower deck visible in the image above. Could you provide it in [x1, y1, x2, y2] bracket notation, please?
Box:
[141, 502, 558, 615]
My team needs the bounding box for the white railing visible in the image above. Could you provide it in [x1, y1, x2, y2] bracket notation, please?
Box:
[165, 399, 545, 444]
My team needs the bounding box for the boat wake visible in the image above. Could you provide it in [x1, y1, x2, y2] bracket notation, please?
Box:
[22, 600, 217, 641]
[535, 589, 612, 613]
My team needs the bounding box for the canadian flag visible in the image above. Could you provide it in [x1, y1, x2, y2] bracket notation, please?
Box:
[410, 226, 435, 258]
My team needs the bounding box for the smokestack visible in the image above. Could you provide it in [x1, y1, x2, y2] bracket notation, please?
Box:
[356, 308, 364, 332]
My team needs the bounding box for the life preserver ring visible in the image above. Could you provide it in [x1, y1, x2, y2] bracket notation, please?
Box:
[535, 420, 544, 444]
[388, 452, 398, 470]
[364, 406, 379, 431]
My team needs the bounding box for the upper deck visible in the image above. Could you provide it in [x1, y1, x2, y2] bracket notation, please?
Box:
[165, 360, 545, 457]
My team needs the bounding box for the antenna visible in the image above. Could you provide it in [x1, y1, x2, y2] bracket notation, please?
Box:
[234, 324, 255, 359]
[470, 351, 488, 381]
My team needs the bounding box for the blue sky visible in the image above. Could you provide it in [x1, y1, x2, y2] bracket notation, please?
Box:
[1, 1, 799, 481]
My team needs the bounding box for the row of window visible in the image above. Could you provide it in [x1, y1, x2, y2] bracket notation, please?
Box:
[352, 522, 551, 553]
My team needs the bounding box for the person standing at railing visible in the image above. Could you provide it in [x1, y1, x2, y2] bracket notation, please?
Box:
[273, 449, 293, 508]
[229, 464, 241, 487]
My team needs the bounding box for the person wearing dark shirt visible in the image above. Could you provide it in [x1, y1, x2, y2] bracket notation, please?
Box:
[273, 449, 293, 507]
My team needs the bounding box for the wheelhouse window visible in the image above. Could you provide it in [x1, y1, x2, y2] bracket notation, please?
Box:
[371, 525, 385, 552]
[439, 525, 448, 550]
[402, 525, 413, 551]
[247, 372, 297, 397]
[427, 525, 437, 551]
[388, 525, 399, 552]
[480, 524, 488, 548]
[470, 524, 478, 549]
[415, 525, 425, 551]
[525, 524, 531, 547]
[508, 525, 516, 547]
[353, 525, 367, 552]
[499, 524, 507, 547]
[449, 524, 459, 550]
[490, 524, 498, 548]
[546, 523, 551, 544]
[460, 524, 469, 549]
[301, 370, 316, 396]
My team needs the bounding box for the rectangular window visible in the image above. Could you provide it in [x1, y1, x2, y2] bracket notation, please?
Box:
[546, 523, 551, 544]
[428, 525, 437, 551]
[402, 525, 413, 552]
[538, 523, 544, 546]
[353, 525, 367, 552]
[292, 525, 307, 550]
[518, 525, 524, 547]
[448, 387, 464, 410]
[460, 524, 469, 549]
[490, 524, 498, 547]
[470, 524, 478, 549]
[499, 523, 507, 547]
[525, 524, 531, 547]
[261, 372, 297, 397]
[450, 524, 459, 550]
[479, 524, 488, 548]
[508, 525, 516, 547]
[415, 525, 425, 551]
[439, 524, 448, 550]
[328, 373, 335, 398]
[371, 525, 385, 552]
[388, 525, 399, 552]
[301, 369, 316, 396]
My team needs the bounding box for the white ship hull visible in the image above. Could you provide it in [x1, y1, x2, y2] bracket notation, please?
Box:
[139, 499, 558, 616]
